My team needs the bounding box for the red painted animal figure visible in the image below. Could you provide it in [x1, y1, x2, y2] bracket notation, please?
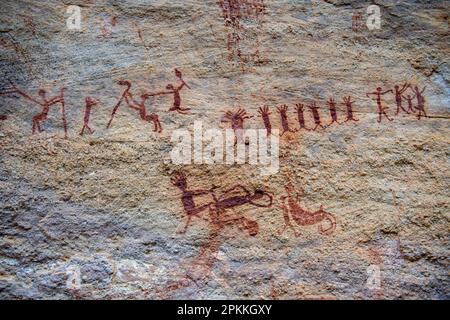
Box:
[258, 105, 272, 136]
[342, 96, 359, 122]
[295, 103, 309, 130]
[402, 93, 416, 114]
[221, 108, 252, 143]
[394, 83, 410, 115]
[366, 87, 393, 123]
[308, 102, 325, 130]
[158, 69, 191, 114]
[0, 115, 6, 121]
[209, 184, 273, 236]
[278, 183, 336, 236]
[124, 90, 162, 133]
[171, 171, 217, 233]
[6, 82, 67, 137]
[80, 97, 98, 135]
[326, 97, 341, 126]
[412, 85, 427, 120]
[277, 105, 296, 135]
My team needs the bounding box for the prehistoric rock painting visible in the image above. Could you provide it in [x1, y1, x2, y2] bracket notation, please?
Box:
[326, 97, 341, 127]
[80, 97, 98, 135]
[160, 69, 191, 114]
[277, 105, 296, 135]
[171, 171, 217, 233]
[218, 0, 266, 70]
[107, 69, 189, 130]
[171, 171, 272, 234]
[394, 83, 410, 115]
[162, 171, 273, 296]
[308, 102, 325, 131]
[411, 85, 427, 119]
[221, 108, 252, 143]
[366, 87, 394, 123]
[367, 83, 428, 122]
[295, 103, 309, 131]
[107, 80, 162, 132]
[1, 82, 68, 138]
[342, 96, 359, 122]
[403, 93, 415, 114]
[277, 183, 336, 236]
[258, 105, 272, 136]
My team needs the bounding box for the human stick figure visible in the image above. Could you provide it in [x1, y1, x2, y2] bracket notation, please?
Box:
[106, 80, 132, 129]
[412, 85, 427, 120]
[295, 103, 309, 130]
[4, 81, 67, 137]
[394, 83, 410, 115]
[221, 108, 252, 144]
[342, 96, 359, 122]
[326, 97, 341, 126]
[123, 90, 162, 133]
[308, 102, 325, 130]
[158, 68, 191, 114]
[258, 105, 272, 136]
[276, 105, 296, 135]
[80, 97, 98, 135]
[366, 87, 393, 123]
[402, 93, 416, 114]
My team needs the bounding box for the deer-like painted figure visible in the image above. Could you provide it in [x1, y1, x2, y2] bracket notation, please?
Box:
[278, 183, 336, 236]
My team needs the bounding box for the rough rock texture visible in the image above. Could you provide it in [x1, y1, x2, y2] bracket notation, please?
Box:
[0, 0, 448, 299]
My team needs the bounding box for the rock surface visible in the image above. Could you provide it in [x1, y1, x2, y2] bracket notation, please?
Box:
[0, 0, 448, 299]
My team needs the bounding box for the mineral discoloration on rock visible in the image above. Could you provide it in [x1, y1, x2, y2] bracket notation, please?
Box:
[0, 1, 448, 299]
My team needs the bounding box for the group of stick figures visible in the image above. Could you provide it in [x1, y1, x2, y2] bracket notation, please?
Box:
[0, 77, 429, 139]
[366, 83, 427, 123]
[220, 83, 428, 138]
[0, 69, 190, 136]
[219, 96, 358, 139]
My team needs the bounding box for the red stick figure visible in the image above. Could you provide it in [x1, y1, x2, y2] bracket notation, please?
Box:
[276, 105, 296, 135]
[412, 85, 427, 119]
[342, 96, 359, 122]
[308, 102, 325, 130]
[295, 103, 309, 130]
[124, 90, 162, 133]
[394, 83, 410, 115]
[6, 82, 68, 137]
[221, 108, 252, 143]
[158, 69, 191, 114]
[402, 93, 416, 114]
[366, 87, 393, 123]
[326, 97, 341, 126]
[258, 105, 272, 136]
[80, 97, 98, 136]
[106, 80, 132, 129]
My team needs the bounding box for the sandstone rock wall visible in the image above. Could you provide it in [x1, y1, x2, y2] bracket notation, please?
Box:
[0, 0, 448, 299]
